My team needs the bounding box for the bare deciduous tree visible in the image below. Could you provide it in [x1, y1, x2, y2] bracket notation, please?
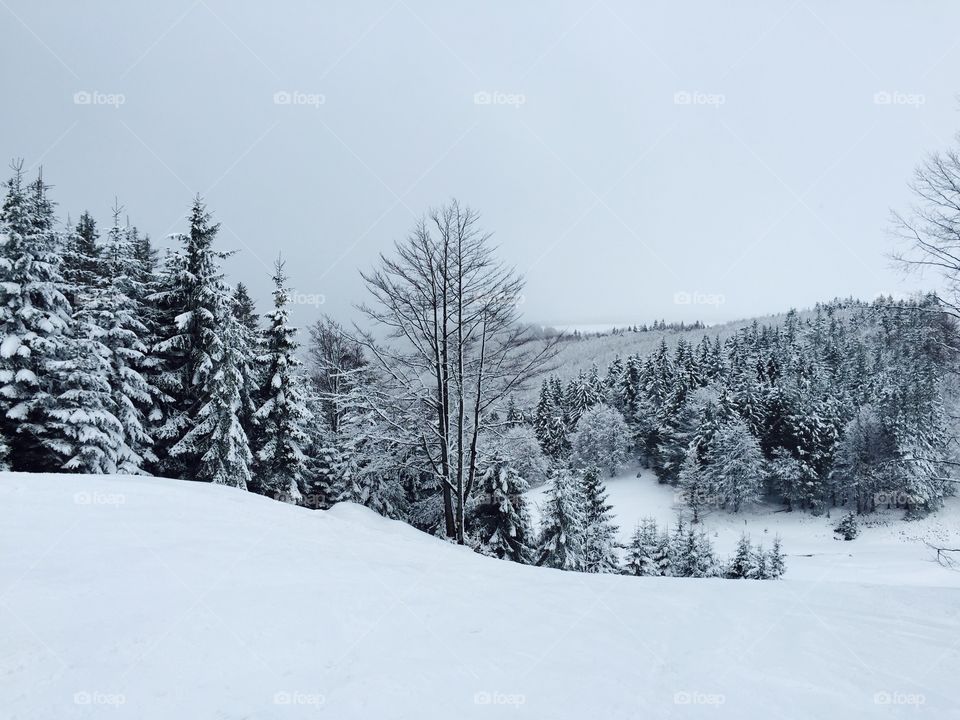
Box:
[892, 135, 960, 318]
[307, 315, 366, 435]
[354, 200, 559, 543]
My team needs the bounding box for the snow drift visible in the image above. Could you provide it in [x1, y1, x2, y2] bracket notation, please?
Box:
[1, 472, 958, 719]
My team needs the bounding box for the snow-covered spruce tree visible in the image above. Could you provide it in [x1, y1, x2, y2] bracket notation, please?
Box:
[682, 526, 716, 578]
[752, 544, 769, 580]
[61, 210, 103, 305]
[651, 387, 699, 485]
[73, 206, 158, 473]
[150, 197, 231, 480]
[535, 468, 586, 571]
[703, 416, 765, 512]
[768, 536, 786, 578]
[623, 518, 670, 576]
[0, 165, 73, 471]
[831, 405, 895, 512]
[622, 524, 646, 576]
[299, 385, 340, 510]
[834, 511, 858, 541]
[470, 453, 534, 563]
[124, 226, 166, 471]
[571, 404, 630, 476]
[230, 282, 262, 448]
[46, 332, 123, 473]
[727, 534, 754, 579]
[678, 445, 709, 522]
[580, 466, 620, 573]
[668, 517, 716, 577]
[252, 258, 311, 502]
[534, 379, 568, 458]
[168, 310, 252, 488]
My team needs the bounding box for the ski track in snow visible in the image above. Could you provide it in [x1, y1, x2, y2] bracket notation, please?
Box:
[1, 472, 959, 719]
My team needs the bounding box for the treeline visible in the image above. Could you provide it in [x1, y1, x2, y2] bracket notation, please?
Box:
[538, 319, 708, 342]
[0, 163, 317, 499]
[530, 300, 957, 517]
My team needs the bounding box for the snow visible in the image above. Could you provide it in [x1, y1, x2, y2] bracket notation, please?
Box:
[529, 467, 960, 588]
[2, 472, 959, 719]
[0, 334, 21, 359]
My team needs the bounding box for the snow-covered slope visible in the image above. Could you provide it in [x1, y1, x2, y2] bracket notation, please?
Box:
[2, 473, 958, 719]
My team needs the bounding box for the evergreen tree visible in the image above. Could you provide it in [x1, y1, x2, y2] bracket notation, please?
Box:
[622, 523, 645, 576]
[0, 165, 73, 471]
[230, 282, 261, 447]
[768, 536, 786, 579]
[73, 207, 157, 472]
[727, 534, 754, 579]
[61, 210, 102, 304]
[168, 311, 252, 488]
[703, 416, 765, 511]
[580, 466, 620, 573]
[46, 332, 123, 473]
[678, 445, 708, 522]
[471, 455, 534, 563]
[151, 197, 230, 479]
[535, 468, 586, 570]
[252, 258, 311, 502]
[622, 517, 667, 576]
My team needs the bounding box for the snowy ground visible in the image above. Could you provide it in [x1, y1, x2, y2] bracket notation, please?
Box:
[2, 473, 959, 719]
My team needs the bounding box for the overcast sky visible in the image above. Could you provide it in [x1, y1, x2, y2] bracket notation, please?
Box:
[2, 0, 958, 329]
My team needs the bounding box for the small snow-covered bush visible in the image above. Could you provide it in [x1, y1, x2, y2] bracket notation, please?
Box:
[834, 511, 859, 541]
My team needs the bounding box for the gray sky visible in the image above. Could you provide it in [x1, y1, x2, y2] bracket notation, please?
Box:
[2, 0, 958, 330]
